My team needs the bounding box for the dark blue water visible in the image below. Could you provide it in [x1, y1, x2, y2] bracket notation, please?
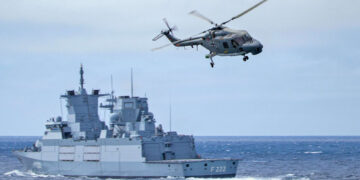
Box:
[1, 136, 360, 180]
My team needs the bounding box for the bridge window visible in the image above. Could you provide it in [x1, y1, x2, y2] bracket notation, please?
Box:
[223, 42, 229, 49]
[165, 143, 172, 147]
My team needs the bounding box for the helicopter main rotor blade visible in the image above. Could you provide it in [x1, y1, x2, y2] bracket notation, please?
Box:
[151, 38, 193, 51]
[222, 27, 240, 34]
[193, 30, 208, 36]
[189, 10, 216, 25]
[220, 0, 267, 26]
[151, 43, 172, 51]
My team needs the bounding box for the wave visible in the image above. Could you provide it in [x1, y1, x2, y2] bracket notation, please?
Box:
[3, 169, 64, 178]
[3, 170, 310, 180]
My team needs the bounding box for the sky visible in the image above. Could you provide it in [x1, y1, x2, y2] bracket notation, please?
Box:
[0, 0, 360, 136]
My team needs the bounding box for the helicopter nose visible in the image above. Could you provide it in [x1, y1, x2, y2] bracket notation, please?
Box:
[251, 40, 263, 55]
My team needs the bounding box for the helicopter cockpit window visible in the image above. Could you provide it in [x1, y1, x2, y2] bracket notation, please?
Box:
[242, 36, 247, 42]
[242, 34, 252, 42]
[234, 37, 244, 45]
[231, 40, 239, 48]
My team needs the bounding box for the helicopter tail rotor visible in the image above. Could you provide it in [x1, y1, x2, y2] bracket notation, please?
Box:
[152, 18, 177, 41]
[163, 18, 178, 34]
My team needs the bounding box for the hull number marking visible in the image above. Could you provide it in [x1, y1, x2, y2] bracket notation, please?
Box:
[210, 166, 226, 172]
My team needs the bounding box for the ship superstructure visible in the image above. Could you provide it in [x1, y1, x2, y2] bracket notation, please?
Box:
[14, 66, 238, 178]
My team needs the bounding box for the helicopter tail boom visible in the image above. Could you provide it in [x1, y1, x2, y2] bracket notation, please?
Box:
[152, 18, 203, 51]
[164, 33, 180, 43]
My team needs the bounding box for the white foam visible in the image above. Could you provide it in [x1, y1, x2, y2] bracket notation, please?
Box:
[251, 160, 267, 163]
[3, 170, 26, 177]
[304, 151, 322, 154]
[3, 169, 64, 178]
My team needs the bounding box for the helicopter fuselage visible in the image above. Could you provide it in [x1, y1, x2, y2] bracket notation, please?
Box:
[167, 29, 263, 57]
[153, 0, 267, 67]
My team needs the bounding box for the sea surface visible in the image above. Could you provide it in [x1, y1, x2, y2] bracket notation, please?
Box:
[1, 136, 360, 180]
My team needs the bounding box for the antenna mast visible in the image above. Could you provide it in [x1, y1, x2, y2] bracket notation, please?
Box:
[169, 103, 172, 132]
[80, 64, 84, 89]
[131, 68, 134, 97]
[111, 75, 114, 98]
[110, 75, 114, 112]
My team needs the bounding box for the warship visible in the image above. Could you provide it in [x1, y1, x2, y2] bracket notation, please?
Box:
[14, 66, 239, 178]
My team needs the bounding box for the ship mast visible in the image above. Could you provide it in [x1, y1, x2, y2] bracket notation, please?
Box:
[80, 64, 84, 90]
[131, 68, 134, 97]
[169, 103, 172, 132]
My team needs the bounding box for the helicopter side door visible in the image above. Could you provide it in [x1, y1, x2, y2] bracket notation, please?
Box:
[221, 40, 231, 54]
[203, 36, 219, 52]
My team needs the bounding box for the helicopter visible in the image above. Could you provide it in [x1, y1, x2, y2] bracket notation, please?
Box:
[152, 0, 266, 68]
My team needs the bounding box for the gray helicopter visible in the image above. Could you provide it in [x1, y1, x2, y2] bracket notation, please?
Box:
[152, 0, 266, 68]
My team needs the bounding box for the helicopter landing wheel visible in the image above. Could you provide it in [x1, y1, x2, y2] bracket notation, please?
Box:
[209, 56, 215, 68]
[243, 56, 249, 62]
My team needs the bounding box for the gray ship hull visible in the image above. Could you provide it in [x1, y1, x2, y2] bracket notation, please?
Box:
[14, 151, 238, 178]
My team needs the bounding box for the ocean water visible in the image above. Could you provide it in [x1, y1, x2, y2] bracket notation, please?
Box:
[1, 136, 360, 180]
